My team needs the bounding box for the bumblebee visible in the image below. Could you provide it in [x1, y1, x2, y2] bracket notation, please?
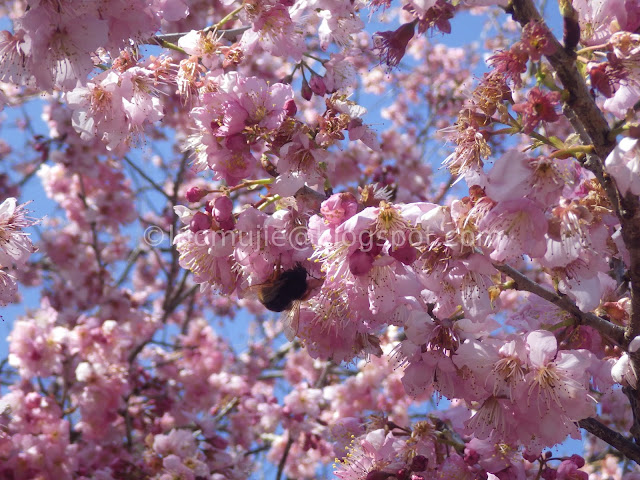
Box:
[252, 263, 318, 340]
[256, 263, 309, 312]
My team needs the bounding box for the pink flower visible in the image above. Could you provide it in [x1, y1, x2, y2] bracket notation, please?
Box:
[515, 331, 596, 447]
[272, 132, 331, 196]
[373, 21, 417, 68]
[605, 137, 640, 196]
[20, 7, 108, 89]
[604, 83, 640, 118]
[488, 48, 528, 87]
[0, 30, 31, 84]
[520, 21, 556, 61]
[512, 87, 561, 133]
[66, 71, 129, 152]
[174, 229, 238, 293]
[320, 192, 358, 227]
[0, 197, 37, 268]
[240, 4, 305, 61]
[479, 198, 548, 262]
[8, 300, 67, 379]
[0, 270, 17, 306]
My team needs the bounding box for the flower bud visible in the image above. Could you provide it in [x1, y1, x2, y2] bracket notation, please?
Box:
[541, 469, 557, 480]
[213, 195, 235, 230]
[190, 211, 211, 232]
[366, 470, 392, 480]
[569, 455, 585, 468]
[349, 249, 374, 276]
[309, 74, 327, 96]
[321, 192, 358, 226]
[284, 98, 297, 117]
[301, 78, 313, 101]
[186, 186, 206, 203]
[410, 455, 428, 472]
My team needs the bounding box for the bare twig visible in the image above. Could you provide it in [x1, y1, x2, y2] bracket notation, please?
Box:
[123, 155, 172, 201]
[276, 434, 295, 480]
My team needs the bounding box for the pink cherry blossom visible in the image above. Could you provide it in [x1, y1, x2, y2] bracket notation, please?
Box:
[605, 137, 640, 196]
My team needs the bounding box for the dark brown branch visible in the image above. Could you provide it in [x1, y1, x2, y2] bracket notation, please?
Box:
[579, 417, 640, 464]
[276, 434, 295, 480]
[493, 262, 626, 346]
[507, 0, 615, 158]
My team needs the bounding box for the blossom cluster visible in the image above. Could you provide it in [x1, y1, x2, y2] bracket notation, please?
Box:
[0, 0, 640, 479]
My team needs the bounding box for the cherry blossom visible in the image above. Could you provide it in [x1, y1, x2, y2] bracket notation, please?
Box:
[0, 0, 639, 478]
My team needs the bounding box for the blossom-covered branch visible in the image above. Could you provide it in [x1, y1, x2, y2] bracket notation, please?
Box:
[493, 262, 627, 347]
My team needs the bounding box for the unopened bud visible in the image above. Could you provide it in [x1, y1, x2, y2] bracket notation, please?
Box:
[410, 455, 428, 472]
[190, 211, 211, 232]
[213, 195, 235, 230]
[569, 455, 585, 468]
[301, 78, 313, 101]
[186, 186, 206, 203]
[284, 98, 297, 117]
[309, 74, 327, 96]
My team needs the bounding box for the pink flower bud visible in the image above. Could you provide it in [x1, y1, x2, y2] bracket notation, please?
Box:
[309, 74, 326, 96]
[349, 249, 374, 276]
[186, 186, 206, 203]
[190, 211, 211, 232]
[213, 196, 233, 221]
[366, 470, 393, 480]
[321, 192, 358, 226]
[213, 195, 235, 230]
[410, 455, 428, 472]
[209, 435, 228, 449]
[301, 78, 313, 101]
[541, 469, 557, 480]
[569, 455, 585, 468]
[284, 98, 297, 117]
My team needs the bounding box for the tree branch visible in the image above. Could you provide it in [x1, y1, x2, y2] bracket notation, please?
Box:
[276, 434, 295, 480]
[508, 0, 640, 447]
[578, 417, 640, 464]
[493, 262, 626, 346]
[507, 0, 615, 158]
[147, 26, 250, 45]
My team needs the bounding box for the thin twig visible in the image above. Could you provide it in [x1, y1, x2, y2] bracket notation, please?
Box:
[123, 155, 172, 201]
[276, 434, 295, 480]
